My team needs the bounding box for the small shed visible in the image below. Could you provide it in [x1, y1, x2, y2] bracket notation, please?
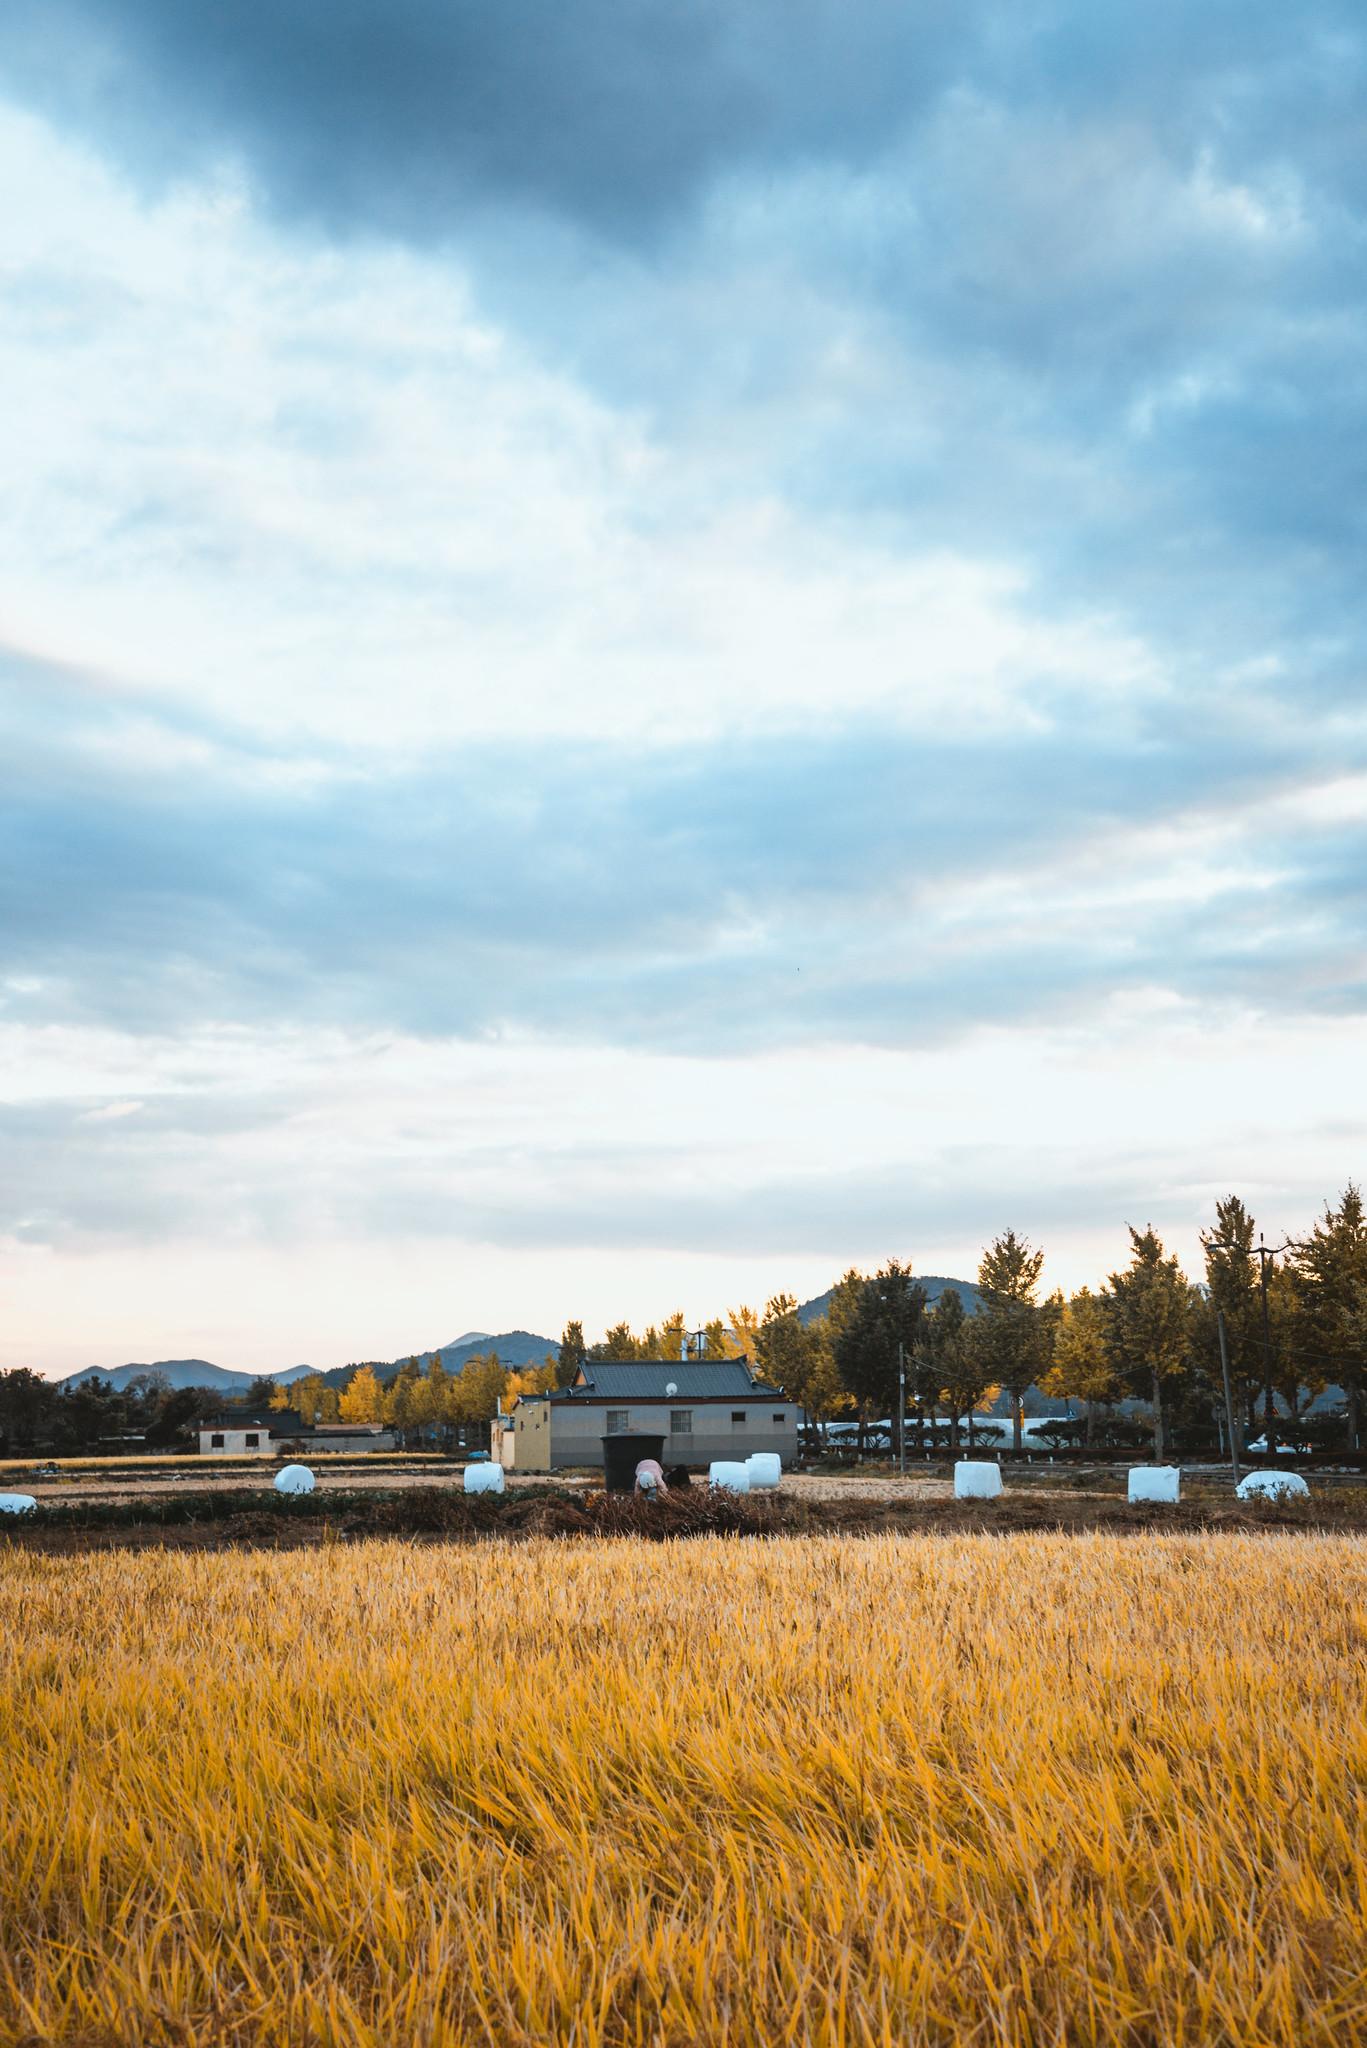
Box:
[199, 1409, 304, 1457]
[197, 1411, 398, 1456]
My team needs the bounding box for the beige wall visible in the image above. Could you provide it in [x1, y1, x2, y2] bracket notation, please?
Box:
[495, 1402, 551, 1472]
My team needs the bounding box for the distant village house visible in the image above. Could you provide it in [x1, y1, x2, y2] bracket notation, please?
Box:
[490, 1360, 800, 1473]
[197, 1408, 398, 1456]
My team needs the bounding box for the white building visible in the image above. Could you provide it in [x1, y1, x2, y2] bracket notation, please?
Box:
[198, 1408, 397, 1456]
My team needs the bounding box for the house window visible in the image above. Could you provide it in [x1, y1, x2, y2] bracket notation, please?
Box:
[670, 1410, 693, 1435]
[245, 1433, 259, 1448]
[773, 1413, 786, 1424]
[210, 1432, 224, 1449]
[731, 1412, 745, 1424]
[605, 1411, 630, 1434]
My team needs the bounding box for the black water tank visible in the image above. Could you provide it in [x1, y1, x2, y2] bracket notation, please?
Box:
[601, 1433, 666, 1493]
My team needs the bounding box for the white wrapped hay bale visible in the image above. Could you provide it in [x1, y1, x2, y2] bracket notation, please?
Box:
[745, 1453, 782, 1490]
[464, 1462, 505, 1495]
[709, 1461, 751, 1494]
[953, 1461, 1002, 1500]
[273, 1464, 315, 1495]
[1237, 1469, 1309, 1501]
[1128, 1465, 1181, 1504]
[0, 1493, 37, 1515]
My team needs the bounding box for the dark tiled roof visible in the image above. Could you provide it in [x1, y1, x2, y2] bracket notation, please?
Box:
[569, 1360, 786, 1400]
[202, 1409, 305, 1433]
[303, 1422, 388, 1435]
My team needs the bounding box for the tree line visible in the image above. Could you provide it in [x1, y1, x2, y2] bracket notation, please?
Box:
[549, 1185, 1367, 1461]
[5, 1184, 1363, 1459]
[0, 1373, 225, 1458]
[275, 1350, 563, 1446]
[0, 1349, 558, 1457]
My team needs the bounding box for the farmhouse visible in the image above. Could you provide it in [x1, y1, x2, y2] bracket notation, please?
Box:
[294, 1422, 400, 1454]
[490, 1360, 801, 1473]
[197, 1410, 398, 1456]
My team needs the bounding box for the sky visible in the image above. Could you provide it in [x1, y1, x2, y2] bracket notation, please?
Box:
[2, 2, 1366, 1375]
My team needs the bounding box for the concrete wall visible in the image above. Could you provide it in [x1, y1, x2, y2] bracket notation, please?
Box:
[198, 1427, 273, 1456]
[301, 1429, 398, 1454]
[545, 1398, 800, 1471]
[198, 1427, 399, 1456]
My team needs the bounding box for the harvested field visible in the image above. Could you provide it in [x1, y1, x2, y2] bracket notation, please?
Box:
[2, 1533, 1365, 2046]
[6, 1474, 1367, 1550]
[4, 1458, 505, 1507]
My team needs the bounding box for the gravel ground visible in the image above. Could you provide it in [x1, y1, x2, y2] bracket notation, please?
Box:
[10, 1460, 1355, 1510]
[5, 1462, 514, 1507]
[9, 1463, 995, 1508]
[776, 1471, 949, 1501]
[11, 1462, 951, 1507]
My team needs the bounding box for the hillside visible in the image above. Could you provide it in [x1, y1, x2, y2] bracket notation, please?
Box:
[52, 1335, 555, 1395]
[53, 1294, 989, 1397]
[57, 1360, 316, 1395]
[310, 1330, 558, 1391]
[797, 1275, 983, 1322]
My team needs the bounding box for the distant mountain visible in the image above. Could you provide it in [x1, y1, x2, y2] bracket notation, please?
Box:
[57, 1360, 317, 1395]
[797, 1275, 983, 1322]
[52, 1335, 556, 1396]
[311, 1330, 558, 1391]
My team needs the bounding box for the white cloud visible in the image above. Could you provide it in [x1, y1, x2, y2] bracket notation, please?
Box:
[4, 1007, 1365, 1372]
[0, 101, 1158, 753]
[2, 12, 1365, 1380]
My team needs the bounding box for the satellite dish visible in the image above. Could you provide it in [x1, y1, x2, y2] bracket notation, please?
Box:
[665, 1381, 678, 1398]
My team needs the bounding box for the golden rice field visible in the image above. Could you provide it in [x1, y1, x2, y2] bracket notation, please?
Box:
[3, 1534, 1367, 2048]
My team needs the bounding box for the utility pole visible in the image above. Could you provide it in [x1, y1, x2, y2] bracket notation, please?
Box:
[1204, 1231, 1291, 1462]
[898, 1341, 906, 1477]
[1256, 1237, 1277, 1456]
[1217, 1309, 1241, 1487]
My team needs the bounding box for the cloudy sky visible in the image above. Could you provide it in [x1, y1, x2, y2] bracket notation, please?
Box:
[3, 2, 1365, 1374]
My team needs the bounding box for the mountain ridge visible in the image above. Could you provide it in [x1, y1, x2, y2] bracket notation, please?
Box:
[48, 1283, 983, 1395]
[56, 1359, 317, 1395]
[796, 1274, 983, 1322]
[51, 1334, 557, 1395]
[310, 1330, 557, 1389]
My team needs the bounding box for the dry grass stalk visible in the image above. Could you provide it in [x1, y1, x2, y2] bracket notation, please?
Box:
[2, 1532, 1365, 2046]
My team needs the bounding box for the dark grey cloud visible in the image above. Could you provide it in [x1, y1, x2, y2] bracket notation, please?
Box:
[7, 0, 1367, 693]
[3, 1, 1361, 249]
[3, 653, 1364, 1056]
[0, 0, 969, 243]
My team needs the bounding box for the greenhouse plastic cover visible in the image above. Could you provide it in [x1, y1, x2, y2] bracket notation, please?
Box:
[274, 1464, 315, 1495]
[953, 1461, 1002, 1500]
[464, 1462, 505, 1494]
[1236, 1469, 1309, 1501]
[1128, 1466, 1181, 1503]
